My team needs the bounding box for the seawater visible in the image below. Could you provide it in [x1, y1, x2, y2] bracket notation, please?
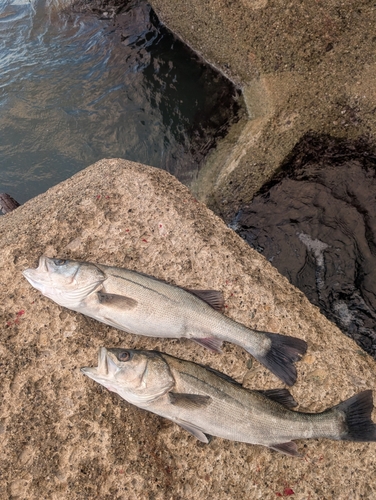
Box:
[234, 134, 376, 357]
[0, 0, 240, 204]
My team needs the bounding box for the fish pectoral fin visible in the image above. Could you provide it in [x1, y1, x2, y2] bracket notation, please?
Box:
[96, 291, 138, 309]
[269, 441, 302, 457]
[174, 419, 211, 444]
[185, 289, 224, 311]
[168, 392, 212, 409]
[257, 389, 298, 409]
[191, 337, 223, 353]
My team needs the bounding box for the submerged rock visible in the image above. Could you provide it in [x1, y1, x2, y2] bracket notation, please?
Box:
[235, 134, 376, 357]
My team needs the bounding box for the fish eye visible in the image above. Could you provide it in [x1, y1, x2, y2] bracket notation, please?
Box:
[117, 351, 131, 362]
[52, 259, 66, 266]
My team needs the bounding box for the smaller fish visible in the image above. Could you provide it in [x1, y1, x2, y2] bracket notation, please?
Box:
[23, 257, 307, 386]
[82, 348, 376, 456]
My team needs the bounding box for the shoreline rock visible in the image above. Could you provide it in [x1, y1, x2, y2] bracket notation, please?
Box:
[148, 0, 376, 222]
[1, 159, 376, 498]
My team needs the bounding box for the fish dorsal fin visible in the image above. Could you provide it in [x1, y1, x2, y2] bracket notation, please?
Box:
[191, 337, 223, 353]
[174, 419, 211, 443]
[97, 291, 138, 309]
[269, 442, 302, 457]
[168, 392, 211, 409]
[185, 289, 224, 311]
[257, 389, 298, 409]
[198, 364, 242, 387]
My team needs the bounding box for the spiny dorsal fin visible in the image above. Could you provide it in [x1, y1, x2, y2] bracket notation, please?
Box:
[257, 389, 298, 409]
[185, 289, 225, 311]
[198, 364, 242, 387]
[97, 291, 138, 309]
[168, 392, 211, 409]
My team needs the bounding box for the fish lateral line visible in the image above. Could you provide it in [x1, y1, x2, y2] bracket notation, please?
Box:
[108, 271, 225, 310]
[109, 273, 178, 302]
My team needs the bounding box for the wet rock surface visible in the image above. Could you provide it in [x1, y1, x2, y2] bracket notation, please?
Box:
[1, 159, 376, 498]
[149, 0, 376, 225]
[69, 0, 243, 184]
[234, 135, 376, 358]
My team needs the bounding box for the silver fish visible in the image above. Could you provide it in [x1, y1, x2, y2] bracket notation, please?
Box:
[82, 347, 376, 456]
[23, 256, 307, 385]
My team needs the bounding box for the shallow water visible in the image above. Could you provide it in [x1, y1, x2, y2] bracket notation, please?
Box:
[0, 0, 240, 204]
[234, 135, 376, 357]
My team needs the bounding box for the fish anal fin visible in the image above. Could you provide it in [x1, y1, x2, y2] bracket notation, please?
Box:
[269, 441, 302, 457]
[168, 392, 211, 409]
[175, 420, 211, 443]
[97, 291, 138, 309]
[258, 389, 298, 409]
[186, 289, 224, 311]
[191, 337, 223, 353]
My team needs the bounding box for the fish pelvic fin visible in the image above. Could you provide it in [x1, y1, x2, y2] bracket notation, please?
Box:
[252, 332, 307, 386]
[334, 390, 376, 442]
[175, 420, 211, 443]
[269, 441, 302, 457]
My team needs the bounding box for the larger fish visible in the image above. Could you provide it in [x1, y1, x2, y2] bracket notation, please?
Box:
[82, 347, 376, 456]
[23, 256, 307, 385]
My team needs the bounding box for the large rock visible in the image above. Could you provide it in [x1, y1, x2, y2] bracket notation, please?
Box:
[149, 0, 376, 221]
[1, 159, 376, 498]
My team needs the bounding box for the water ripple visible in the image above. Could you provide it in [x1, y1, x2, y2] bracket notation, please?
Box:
[0, 0, 240, 202]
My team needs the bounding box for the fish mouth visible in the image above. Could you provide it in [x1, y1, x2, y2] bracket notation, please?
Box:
[81, 347, 108, 378]
[81, 347, 119, 381]
[98, 346, 109, 375]
[22, 256, 49, 287]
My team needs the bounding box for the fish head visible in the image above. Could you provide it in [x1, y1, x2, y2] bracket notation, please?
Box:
[81, 347, 175, 405]
[22, 256, 106, 307]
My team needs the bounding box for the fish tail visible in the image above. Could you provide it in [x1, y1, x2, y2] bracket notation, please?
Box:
[335, 390, 376, 442]
[251, 332, 307, 386]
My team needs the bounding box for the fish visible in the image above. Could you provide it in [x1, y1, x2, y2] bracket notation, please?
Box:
[81, 347, 376, 456]
[23, 256, 307, 385]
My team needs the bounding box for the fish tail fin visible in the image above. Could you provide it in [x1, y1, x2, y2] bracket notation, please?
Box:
[334, 390, 376, 442]
[251, 332, 307, 386]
